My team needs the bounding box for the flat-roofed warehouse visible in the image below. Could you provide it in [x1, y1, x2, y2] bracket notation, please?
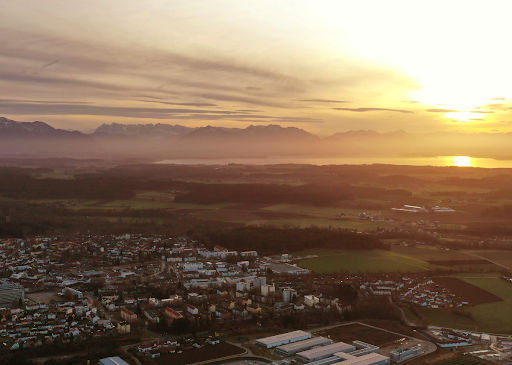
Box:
[276, 337, 333, 356]
[99, 357, 130, 365]
[329, 353, 389, 365]
[296, 342, 356, 363]
[256, 330, 312, 348]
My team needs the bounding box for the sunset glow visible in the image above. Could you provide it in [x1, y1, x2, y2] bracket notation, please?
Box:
[0, 0, 511, 136]
[453, 156, 472, 167]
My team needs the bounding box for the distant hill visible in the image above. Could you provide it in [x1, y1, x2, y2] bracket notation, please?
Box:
[4, 118, 512, 160]
[94, 122, 195, 136]
[0, 117, 96, 156]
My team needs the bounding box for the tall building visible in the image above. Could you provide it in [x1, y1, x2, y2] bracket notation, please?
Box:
[261, 283, 275, 297]
[0, 280, 24, 308]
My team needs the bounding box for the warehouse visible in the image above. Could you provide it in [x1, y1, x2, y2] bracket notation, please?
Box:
[296, 342, 356, 363]
[329, 353, 389, 365]
[276, 337, 333, 356]
[256, 330, 312, 348]
[350, 341, 380, 357]
[389, 346, 422, 363]
[307, 356, 347, 365]
[99, 357, 130, 365]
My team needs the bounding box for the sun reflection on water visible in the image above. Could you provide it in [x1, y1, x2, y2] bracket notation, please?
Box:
[453, 156, 472, 167]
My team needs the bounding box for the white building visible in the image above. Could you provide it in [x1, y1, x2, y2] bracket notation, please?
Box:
[99, 357, 130, 365]
[276, 337, 333, 356]
[261, 283, 275, 297]
[305, 295, 319, 307]
[236, 281, 251, 292]
[283, 288, 297, 302]
[253, 276, 267, 289]
[256, 330, 312, 348]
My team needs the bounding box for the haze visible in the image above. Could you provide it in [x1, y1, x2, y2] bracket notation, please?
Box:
[2, 0, 512, 135]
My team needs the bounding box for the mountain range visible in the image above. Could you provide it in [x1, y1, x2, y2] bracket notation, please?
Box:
[2, 117, 512, 160]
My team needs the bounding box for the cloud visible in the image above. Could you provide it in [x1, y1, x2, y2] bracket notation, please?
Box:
[333, 107, 413, 113]
[0, 99, 326, 123]
[137, 100, 218, 107]
[489, 98, 506, 100]
[492, 129, 500, 132]
[401, 100, 419, 104]
[470, 110, 494, 114]
[425, 109, 460, 112]
[469, 118, 484, 121]
[476, 104, 508, 111]
[246, 87, 262, 91]
[0, 100, 243, 118]
[195, 93, 287, 108]
[41, 60, 59, 68]
[297, 99, 348, 103]
[500, 121, 512, 123]
[0, 71, 130, 92]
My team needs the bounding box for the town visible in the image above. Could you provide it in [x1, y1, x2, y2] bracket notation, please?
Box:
[0, 233, 510, 365]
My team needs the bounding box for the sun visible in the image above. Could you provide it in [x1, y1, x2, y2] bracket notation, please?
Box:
[453, 156, 472, 167]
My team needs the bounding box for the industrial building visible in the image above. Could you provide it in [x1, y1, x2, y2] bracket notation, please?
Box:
[329, 353, 389, 365]
[0, 280, 24, 308]
[276, 337, 333, 356]
[256, 330, 312, 348]
[304, 341, 383, 365]
[350, 341, 380, 357]
[389, 346, 423, 363]
[99, 357, 130, 365]
[296, 342, 356, 362]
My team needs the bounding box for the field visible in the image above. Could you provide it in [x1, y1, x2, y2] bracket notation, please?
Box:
[424, 357, 494, 365]
[408, 351, 494, 365]
[152, 342, 245, 365]
[315, 323, 402, 346]
[26, 291, 62, 304]
[432, 277, 503, 305]
[410, 273, 512, 333]
[464, 250, 512, 270]
[292, 248, 445, 273]
[389, 246, 502, 271]
[35, 194, 400, 230]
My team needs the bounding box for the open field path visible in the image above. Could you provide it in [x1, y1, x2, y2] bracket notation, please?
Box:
[461, 251, 512, 270]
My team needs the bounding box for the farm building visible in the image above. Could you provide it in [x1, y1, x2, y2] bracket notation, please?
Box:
[256, 330, 312, 348]
[276, 336, 333, 356]
[296, 342, 356, 363]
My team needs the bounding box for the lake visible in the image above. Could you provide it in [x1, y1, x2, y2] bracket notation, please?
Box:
[156, 155, 512, 168]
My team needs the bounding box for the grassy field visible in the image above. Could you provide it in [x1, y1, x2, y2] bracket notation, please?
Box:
[410, 273, 512, 334]
[465, 250, 512, 270]
[292, 248, 446, 273]
[390, 246, 503, 271]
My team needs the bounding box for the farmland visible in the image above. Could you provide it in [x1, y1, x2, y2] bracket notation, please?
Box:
[408, 352, 494, 365]
[292, 248, 445, 273]
[431, 277, 502, 305]
[409, 273, 512, 333]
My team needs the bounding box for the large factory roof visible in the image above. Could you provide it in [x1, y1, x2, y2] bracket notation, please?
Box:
[276, 337, 332, 354]
[297, 342, 355, 360]
[256, 330, 311, 347]
[331, 353, 389, 365]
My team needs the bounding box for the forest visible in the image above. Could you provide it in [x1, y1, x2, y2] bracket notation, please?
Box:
[192, 226, 389, 255]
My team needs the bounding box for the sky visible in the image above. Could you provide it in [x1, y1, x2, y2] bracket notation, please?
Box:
[2, 0, 512, 135]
